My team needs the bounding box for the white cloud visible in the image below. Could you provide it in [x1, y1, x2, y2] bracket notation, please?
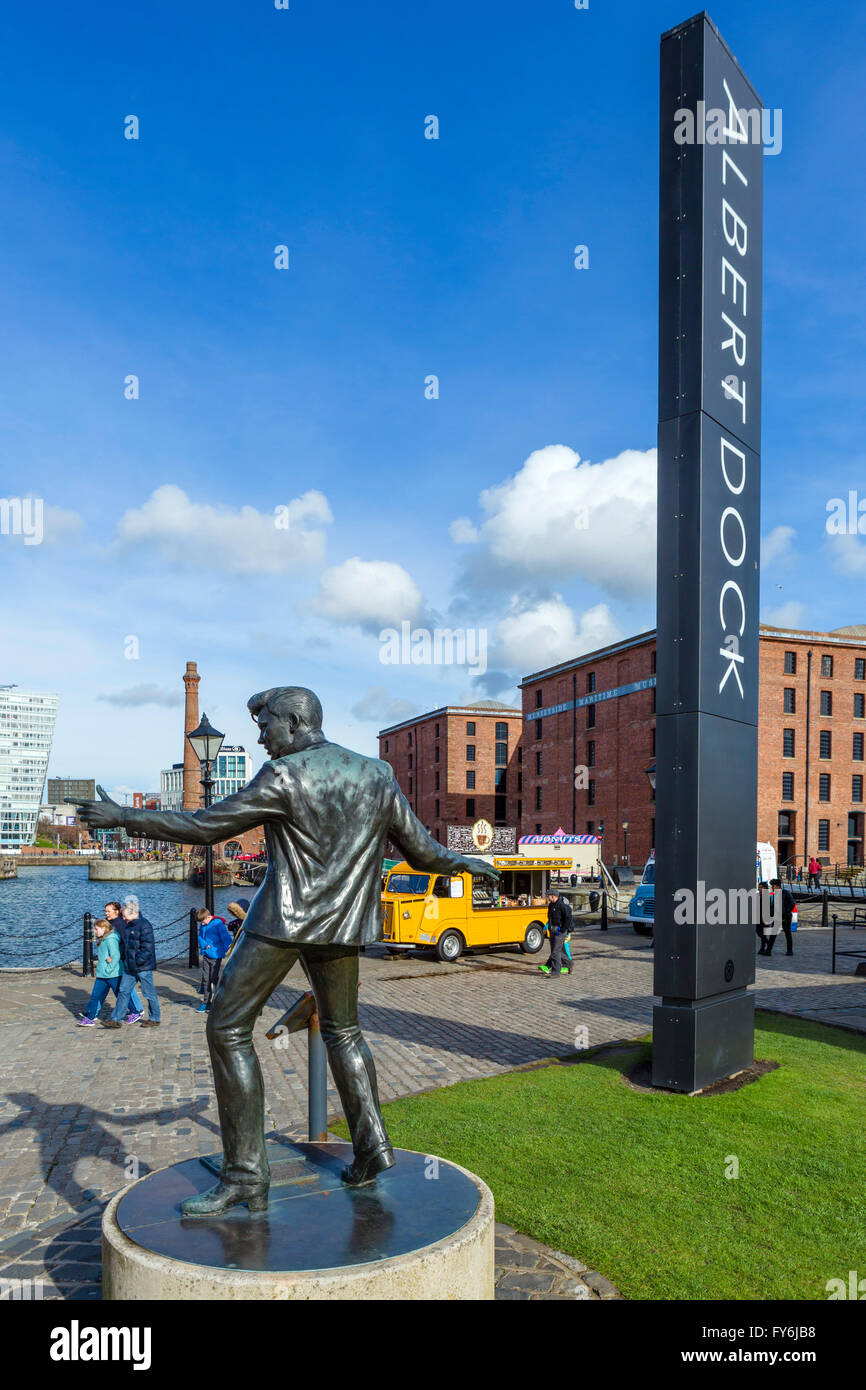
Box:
[449, 516, 479, 544]
[492, 595, 622, 673]
[454, 444, 656, 600]
[115, 484, 332, 573]
[761, 525, 796, 567]
[311, 558, 424, 631]
[827, 533, 866, 577]
[350, 686, 419, 725]
[98, 684, 185, 708]
[762, 601, 807, 629]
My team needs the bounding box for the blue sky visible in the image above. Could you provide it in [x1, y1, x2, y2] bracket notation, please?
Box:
[1, 0, 865, 795]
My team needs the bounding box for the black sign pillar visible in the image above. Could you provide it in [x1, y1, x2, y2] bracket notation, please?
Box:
[654, 13, 763, 1091]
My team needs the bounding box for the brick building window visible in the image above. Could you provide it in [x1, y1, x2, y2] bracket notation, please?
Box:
[784, 651, 797, 674]
[853, 776, 863, 803]
[466, 744, 475, 761]
[651, 687, 657, 713]
[854, 733, 864, 761]
[495, 741, 508, 765]
[782, 772, 794, 801]
[435, 771, 440, 790]
[778, 811, 793, 837]
[408, 754, 413, 769]
[434, 746, 439, 762]
[651, 649, 657, 674]
[495, 721, 508, 740]
[651, 727, 656, 756]
[466, 771, 475, 790]
[783, 728, 795, 757]
[495, 769, 507, 793]
[819, 774, 831, 801]
[535, 751, 542, 775]
[587, 672, 596, 693]
[586, 704, 596, 729]
[466, 721, 475, 735]
[408, 731, 413, 744]
[856, 658, 866, 680]
[535, 823, 542, 834]
[821, 654, 834, 678]
[818, 820, 830, 852]
[517, 746, 523, 763]
[435, 799, 440, 818]
[466, 798, 475, 817]
[587, 821, 595, 833]
[820, 690, 833, 716]
[783, 687, 796, 713]
[535, 690, 543, 708]
[587, 779, 596, 805]
[587, 740, 595, 767]
[535, 787, 542, 811]
[495, 795, 506, 824]
[434, 723, 439, 738]
[855, 693, 866, 719]
[384, 739, 389, 753]
[536, 717, 543, 739]
[820, 731, 832, 759]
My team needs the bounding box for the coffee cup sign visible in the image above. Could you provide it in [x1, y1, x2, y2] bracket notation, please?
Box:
[471, 819, 494, 853]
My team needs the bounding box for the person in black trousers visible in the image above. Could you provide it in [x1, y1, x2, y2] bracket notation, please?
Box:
[541, 892, 574, 976]
[765, 878, 795, 956]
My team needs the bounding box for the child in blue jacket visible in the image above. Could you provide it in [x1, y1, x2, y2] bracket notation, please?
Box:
[196, 908, 232, 1013]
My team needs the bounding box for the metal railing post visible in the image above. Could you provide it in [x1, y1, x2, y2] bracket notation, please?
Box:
[188, 909, 198, 968]
[83, 912, 93, 977]
[600, 890, 609, 931]
[821, 890, 829, 932]
[832, 913, 837, 974]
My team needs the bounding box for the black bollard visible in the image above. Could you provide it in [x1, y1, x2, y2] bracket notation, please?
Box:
[600, 890, 609, 931]
[83, 912, 93, 977]
[188, 908, 198, 969]
[821, 890, 829, 932]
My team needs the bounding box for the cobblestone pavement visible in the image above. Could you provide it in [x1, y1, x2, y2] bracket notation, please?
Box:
[0, 914, 862, 1299]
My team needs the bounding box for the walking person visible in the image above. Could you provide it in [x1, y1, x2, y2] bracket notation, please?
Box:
[808, 855, 821, 890]
[101, 902, 160, 1028]
[196, 907, 232, 1012]
[764, 878, 796, 957]
[540, 891, 574, 977]
[77, 919, 142, 1025]
[102, 902, 143, 1018]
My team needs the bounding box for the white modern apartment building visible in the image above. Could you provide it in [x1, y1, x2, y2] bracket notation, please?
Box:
[0, 686, 60, 849]
[160, 745, 251, 811]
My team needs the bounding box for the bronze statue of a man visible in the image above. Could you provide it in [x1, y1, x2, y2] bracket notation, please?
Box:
[77, 686, 498, 1216]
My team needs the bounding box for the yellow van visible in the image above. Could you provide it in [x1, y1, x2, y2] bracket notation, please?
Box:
[381, 856, 561, 961]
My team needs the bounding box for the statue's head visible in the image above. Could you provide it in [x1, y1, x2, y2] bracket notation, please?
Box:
[247, 686, 324, 758]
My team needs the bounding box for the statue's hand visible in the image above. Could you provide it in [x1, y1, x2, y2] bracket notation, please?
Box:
[459, 856, 500, 885]
[73, 784, 124, 830]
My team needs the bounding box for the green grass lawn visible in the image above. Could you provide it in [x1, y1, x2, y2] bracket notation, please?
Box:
[338, 1011, 866, 1299]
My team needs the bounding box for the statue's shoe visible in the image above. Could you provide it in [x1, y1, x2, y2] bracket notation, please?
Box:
[180, 1180, 269, 1217]
[341, 1144, 395, 1187]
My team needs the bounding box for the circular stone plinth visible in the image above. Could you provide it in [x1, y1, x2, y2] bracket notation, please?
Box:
[102, 1140, 494, 1300]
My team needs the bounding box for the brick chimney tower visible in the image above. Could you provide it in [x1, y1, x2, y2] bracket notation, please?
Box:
[182, 661, 201, 811]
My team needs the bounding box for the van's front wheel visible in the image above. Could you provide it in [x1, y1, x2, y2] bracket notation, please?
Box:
[520, 922, 546, 954]
[436, 930, 464, 962]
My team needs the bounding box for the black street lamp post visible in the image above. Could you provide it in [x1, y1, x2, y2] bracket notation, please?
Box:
[186, 713, 225, 916]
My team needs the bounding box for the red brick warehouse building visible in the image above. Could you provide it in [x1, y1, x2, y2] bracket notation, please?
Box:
[378, 701, 522, 841]
[520, 623, 866, 871]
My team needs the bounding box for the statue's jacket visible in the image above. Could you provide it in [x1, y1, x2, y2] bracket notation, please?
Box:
[119, 740, 469, 946]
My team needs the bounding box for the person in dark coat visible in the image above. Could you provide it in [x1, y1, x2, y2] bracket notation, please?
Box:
[764, 878, 795, 956]
[541, 892, 574, 977]
[76, 684, 498, 1214]
[102, 904, 160, 1027]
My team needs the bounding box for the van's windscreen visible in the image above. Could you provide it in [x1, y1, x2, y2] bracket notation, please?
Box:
[387, 874, 430, 895]
[642, 862, 655, 885]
